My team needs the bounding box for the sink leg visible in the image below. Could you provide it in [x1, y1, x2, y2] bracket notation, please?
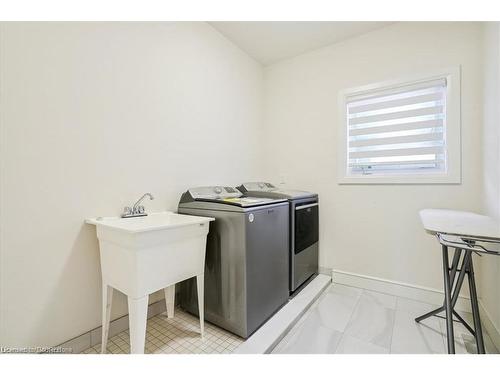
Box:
[128, 295, 148, 354]
[101, 285, 113, 354]
[164, 285, 175, 318]
[196, 274, 204, 338]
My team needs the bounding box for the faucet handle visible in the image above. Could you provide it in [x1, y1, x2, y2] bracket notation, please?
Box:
[138, 206, 145, 214]
[123, 206, 132, 215]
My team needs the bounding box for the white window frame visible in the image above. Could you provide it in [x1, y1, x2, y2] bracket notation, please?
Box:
[337, 66, 461, 185]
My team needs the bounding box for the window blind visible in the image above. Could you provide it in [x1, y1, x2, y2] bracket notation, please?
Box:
[346, 79, 447, 175]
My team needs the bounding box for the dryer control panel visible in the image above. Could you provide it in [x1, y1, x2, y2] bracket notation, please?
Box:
[239, 182, 277, 192]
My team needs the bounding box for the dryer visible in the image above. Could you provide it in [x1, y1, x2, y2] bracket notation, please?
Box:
[177, 186, 289, 338]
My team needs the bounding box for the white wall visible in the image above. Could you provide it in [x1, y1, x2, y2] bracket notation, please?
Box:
[263, 22, 484, 291]
[0, 22, 264, 347]
[479, 22, 500, 344]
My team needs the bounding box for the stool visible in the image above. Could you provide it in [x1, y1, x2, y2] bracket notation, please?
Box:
[415, 234, 499, 354]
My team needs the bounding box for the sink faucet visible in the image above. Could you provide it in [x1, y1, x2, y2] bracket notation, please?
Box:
[122, 193, 154, 218]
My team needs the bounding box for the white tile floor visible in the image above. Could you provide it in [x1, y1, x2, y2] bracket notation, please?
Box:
[272, 283, 500, 354]
[83, 308, 244, 354]
[81, 282, 499, 355]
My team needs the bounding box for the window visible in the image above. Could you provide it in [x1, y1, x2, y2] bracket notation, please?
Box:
[338, 67, 461, 184]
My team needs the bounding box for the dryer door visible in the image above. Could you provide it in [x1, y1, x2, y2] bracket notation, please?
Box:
[294, 202, 319, 254]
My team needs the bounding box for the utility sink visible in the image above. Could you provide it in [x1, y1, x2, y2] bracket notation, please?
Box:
[86, 211, 214, 354]
[86, 211, 213, 234]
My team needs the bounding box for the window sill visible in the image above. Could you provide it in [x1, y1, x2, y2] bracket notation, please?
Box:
[337, 173, 461, 185]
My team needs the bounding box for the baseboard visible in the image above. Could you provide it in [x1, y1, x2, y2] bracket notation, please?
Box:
[59, 298, 167, 354]
[332, 268, 500, 352]
[318, 266, 332, 276]
[332, 269, 472, 313]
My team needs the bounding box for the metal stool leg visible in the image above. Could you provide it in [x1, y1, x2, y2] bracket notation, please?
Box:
[415, 306, 444, 323]
[448, 248, 463, 289]
[415, 248, 462, 323]
[442, 245, 455, 354]
[450, 251, 470, 307]
[466, 253, 485, 354]
[416, 232, 499, 354]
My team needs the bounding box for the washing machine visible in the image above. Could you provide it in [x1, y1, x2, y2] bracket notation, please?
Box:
[177, 186, 289, 338]
[237, 182, 319, 294]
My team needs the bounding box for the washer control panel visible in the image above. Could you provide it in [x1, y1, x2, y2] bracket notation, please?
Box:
[188, 186, 242, 200]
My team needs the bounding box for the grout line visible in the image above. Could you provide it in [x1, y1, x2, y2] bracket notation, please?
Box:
[394, 295, 401, 311]
[334, 332, 345, 354]
[339, 286, 397, 353]
[387, 305, 397, 354]
[439, 316, 448, 352]
[341, 287, 363, 334]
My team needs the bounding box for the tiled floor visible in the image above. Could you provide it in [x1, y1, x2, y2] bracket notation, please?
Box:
[81, 283, 499, 355]
[272, 283, 500, 354]
[83, 308, 244, 354]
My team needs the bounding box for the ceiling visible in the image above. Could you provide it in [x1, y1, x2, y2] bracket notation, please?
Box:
[209, 22, 393, 66]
